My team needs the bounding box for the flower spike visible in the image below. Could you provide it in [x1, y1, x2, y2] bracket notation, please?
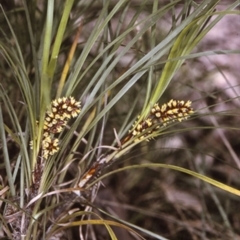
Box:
[129, 99, 194, 142]
[41, 96, 81, 159]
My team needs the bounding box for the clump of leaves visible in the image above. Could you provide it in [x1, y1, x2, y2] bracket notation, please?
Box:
[1, 1, 240, 240]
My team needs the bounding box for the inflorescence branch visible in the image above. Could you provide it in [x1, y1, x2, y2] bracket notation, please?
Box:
[127, 99, 194, 143]
[42, 96, 81, 159]
[30, 96, 81, 192]
[77, 99, 194, 192]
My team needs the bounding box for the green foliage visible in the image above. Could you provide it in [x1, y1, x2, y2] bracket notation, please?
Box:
[0, 0, 240, 239]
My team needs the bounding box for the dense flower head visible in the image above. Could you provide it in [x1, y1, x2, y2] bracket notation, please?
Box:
[43, 97, 81, 135]
[150, 99, 193, 124]
[42, 137, 59, 159]
[130, 99, 194, 142]
[51, 97, 81, 119]
[44, 116, 67, 134]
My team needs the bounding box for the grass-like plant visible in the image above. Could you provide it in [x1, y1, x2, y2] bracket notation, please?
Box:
[1, 0, 240, 239]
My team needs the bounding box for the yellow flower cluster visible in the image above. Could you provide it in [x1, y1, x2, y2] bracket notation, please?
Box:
[42, 96, 81, 159]
[131, 99, 194, 142]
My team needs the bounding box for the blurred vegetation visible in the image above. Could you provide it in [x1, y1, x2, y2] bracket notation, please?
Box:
[0, 0, 240, 239]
